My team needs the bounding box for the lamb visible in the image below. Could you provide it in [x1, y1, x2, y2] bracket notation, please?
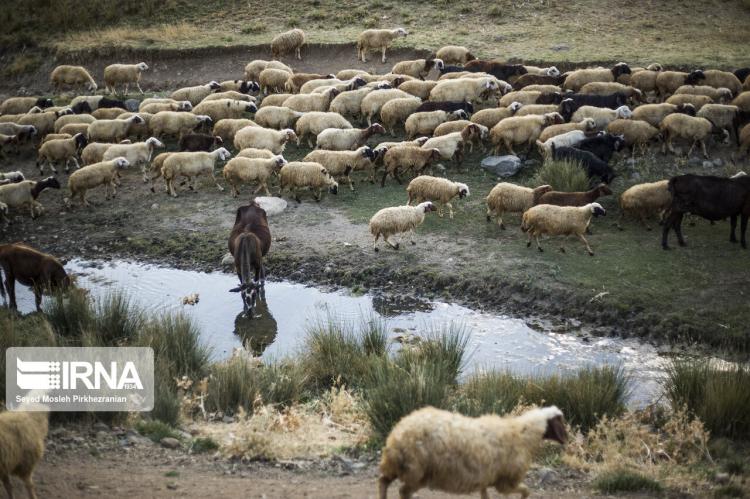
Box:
[429, 77, 502, 104]
[618, 180, 671, 230]
[562, 63, 631, 92]
[659, 114, 714, 158]
[0, 97, 53, 115]
[655, 70, 705, 98]
[631, 102, 696, 127]
[700, 69, 743, 96]
[213, 118, 258, 143]
[244, 60, 293, 82]
[36, 133, 88, 173]
[485, 183, 552, 229]
[161, 148, 232, 197]
[381, 146, 441, 186]
[537, 183, 612, 208]
[138, 101, 193, 114]
[406, 175, 469, 218]
[696, 104, 740, 143]
[65, 157, 130, 207]
[233, 126, 297, 154]
[538, 118, 597, 142]
[316, 123, 386, 150]
[223, 155, 287, 196]
[360, 89, 412, 125]
[192, 99, 257, 122]
[379, 97, 424, 136]
[54, 113, 95, 133]
[435, 45, 476, 65]
[259, 68, 293, 94]
[285, 73, 335, 93]
[103, 62, 149, 94]
[369, 201, 436, 251]
[357, 28, 408, 63]
[421, 123, 482, 165]
[102, 137, 164, 178]
[470, 103, 524, 129]
[278, 161, 339, 202]
[304, 147, 376, 190]
[391, 58, 444, 80]
[405, 110, 468, 139]
[218, 80, 260, 94]
[282, 88, 339, 112]
[92, 107, 128, 120]
[378, 406, 566, 498]
[571, 105, 632, 130]
[170, 81, 222, 106]
[0, 176, 60, 221]
[179, 133, 223, 152]
[88, 115, 145, 142]
[259, 93, 294, 108]
[674, 85, 733, 103]
[579, 81, 642, 102]
[50, 65, 97, 92]
[150, 112, 212, 139]
[665, 93, 713, 111]
[271, 28, 305, 60]
[522, 202, 606, 255]
[0, 406, 49, 499]
[490, 113, 563, 155]
[398, 80, 438, 100]
[294, 111, 352, 148]
[606, 119, 661, 157]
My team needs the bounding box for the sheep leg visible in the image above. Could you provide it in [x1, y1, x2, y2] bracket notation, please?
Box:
[730, 214, 739, 243]
[378, 476, 393, 499]
[699, 139, 709, 159]
[381, 46, 387, 64]
[384, 235, 399, 250]
[168, 179, 178, 198]
[124, 83, 130, 95]
[393, 169, 403, 185]
[741, 214, 749, 249]
[535, 235, 543, 252]
[576, 233, 594, 256]
[480, 489, 490, 499]
[136, 82, 144, 94]
[2, 475, 13, 498]
[373, 233, 381, 252]
[447, 202, 454, 219]
[347, 173, 355, 191]
[503, 483, 530, 499]
[211, 172, 224, 192]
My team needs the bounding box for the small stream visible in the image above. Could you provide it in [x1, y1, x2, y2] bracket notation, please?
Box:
[11, 259, 678, 405]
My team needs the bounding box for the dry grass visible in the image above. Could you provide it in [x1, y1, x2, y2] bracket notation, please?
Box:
[56, 23, 209, 52]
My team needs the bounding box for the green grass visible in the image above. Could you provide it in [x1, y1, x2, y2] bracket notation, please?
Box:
[190, 437, 219, 454]
[164, 470, 180, 478]
[136, 420, 180, 443]
[532, 159, 591, 192]
[714, 484, 747, 498]
[594, 469, 663, 494]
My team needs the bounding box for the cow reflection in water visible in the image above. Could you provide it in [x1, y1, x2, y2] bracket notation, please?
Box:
[234, 293, 278, 356]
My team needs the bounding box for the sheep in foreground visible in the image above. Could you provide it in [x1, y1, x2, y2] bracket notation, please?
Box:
[571, 105, 632, 130]
[659, 114, 713, 158]
[103, 62, 149, 94]
[36, 133, 88, 173]
[490, 113, 563, 155]
[606, 119, 661, 157]
[161, 148, 231, 197]
[294, 111, 352, 148]
[150, 112, 212, 139]
[102, 137, 164, 177]
[470, 103, 524, 130]
[50, 65, 97, 92]
[369, 201, 436, 251]
[0, 97, 53, 115]
[278, 161, 339, 202]
[213, 118, 257, 143]
[381, 147, 441, 186]
[357, 28, 408, 63]
[304, 147, 376, 190]
[66, 158, 130, 207]
[486, 183, 553, 229]
[259, 68, 293, 94]
[223, 155, 287, 197]
[405, 110, 467, 139]
[316, 123, 386, 151]
[406, 175, 469, 218]
[379, 406, 566, 498]
[0, 177, 60, 221]
[0, 406, 49, 499]
[562, 63, 631, 92]
[234, 127, 297, 154]
[271, 28, 305, 60]
[618, 180, 671, 230]
[696, 104, 740, 143]
[435, 45, 475, 65]
[170, 81, 221, 106]
[522, 203, 607, 255]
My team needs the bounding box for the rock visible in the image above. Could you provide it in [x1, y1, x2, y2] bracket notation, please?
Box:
[160, 437, 180, 449]
[687, 156, 702, 167]
[222, 415, 235, 424]
[713, 158, 724, 167]
[221, 252, 235, 267]
[551, 44, 570, 51]
[95, 431, 108, 441]
[92, 422, 109, 432]
[480, 155, 522, 178]
[537, 467, 558, 485]
[703, 160, 714, 169]
[150, 203, 159, 210]
[166, 483, 178, 490]
[254, 196, 287, 216]
[523, 159, 540, 168]
[124, 99, 140, 112]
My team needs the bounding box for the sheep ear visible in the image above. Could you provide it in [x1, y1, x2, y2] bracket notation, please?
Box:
[543, 415, 567, 444]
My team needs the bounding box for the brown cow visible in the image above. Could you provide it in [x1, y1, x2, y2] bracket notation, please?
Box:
[228, 201, 271, 312]
[0, 243, 71, 311]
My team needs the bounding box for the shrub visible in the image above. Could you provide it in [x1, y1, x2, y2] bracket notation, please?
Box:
[140, 313, 211, 380]
[190, 437, 219, 453]
[91, 292, 144, 346]
[594, 469, 663, 494]
[533, 159, 591, 192]
[136, 419, 180, 443]
[150, 361, 181, 426]
[44, 289, 94, 339]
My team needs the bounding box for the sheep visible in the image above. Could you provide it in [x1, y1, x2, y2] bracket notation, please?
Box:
[88, 115, 145, 142]
[514, 73, 567, 89]
[295, 112, 352, 148]
[538, 117, 597, 142]
[433, 119, 488, 144]
[697, 104, 740, 143]
[606, 119, 661, 157]
[271, 28, 305, 60]
[192, 99, 257, 122]
[379, 97, 423, 136]
[571, 105, 632, 130]
[329, 86, 382, 121]
[369, 201, 436, 251]
[243, 60, 292, 82]
[398, 80, 438, 100]
[170, 81, 222, 106]
[336, 69, 370, 80]
[429, 77, 502, 104]
[41, 133, 72, 143]
[285, 73, 335, 93]
[150, 111, 212, 139]
[91, 107, 127, 120]
[218, 80, 260, 94]
[161, 148, 232, 197]
[58, 123, 89, 137]
[536, 130, 588, 158]
[234, 126, 297, 154]
[421, 123, 482, 165]
[674, 85, 733, 103]
[580, 81, 643, 103]
[357, 28, 408, 63]
[618, 180, 671, 230]
[102, 137, 164, 179]
[490, 112, 563, 155]
[537, 183, 613, 209]
[391, 58, 444, 80]
[666, 93, 714, 110]
[655, 70, 705, 98]
[435, 45, 475, 65]
[65, 157, 131, 207]
[36, 133, 88, 173]
[279, 161, 339, 202]
[405, 110, 468, 139]
[17, 108, 73, 136]
[116, 111, 152, 140]
[139, 97, 177, 107]
[304, 147, 376, 190]
[520, 85, 561, 94]
[213, 118, 258, 144]
[521, 202, 606, 255]
[629, 69, 663, 96]
[731, 91, 750, 112]
[0, 123, 37, 140]
[0, 171, 24, 183]
[282, 88, 339, 113]
[0, 97, 53, 115]
[700, 69, 743, 96]
[360, 89, 412, 125]
[139, 101, 193, 114]
[316, 123, 386, 151]
[0, 405, 50, 499]
[470, 103, 524, 129]
[379, 406, 566, 498]
[223, 155, 287, 196]
[147, 152, 174, 188]
[562, 63, 631, 92]
[551, 145, 616, 184]
[81, 141, 119, 165]
[0, 176, 60, 221]
[575, 133, 626, 163]
[50, 65, 97, 92]
[631, 102, 696, 127]
[259, 68, 293, 94]
[406, 175, 469, 219]
[375, 137, 430, 152]
[498, 91, 544, 107]
[738, 123, 750, 158]
[259, 93, 294, 108]
[103, 62, 148, 94]
[659, 114, 714, 158]
[514, 104, 561, 117]
[522, 65, 561, 77]
[237, 148, 276, 159]
[485, 183, 553, 229]
[381, 146, 441, 186]
[54, 113, 95, 133]
[745, 75, 750, 91]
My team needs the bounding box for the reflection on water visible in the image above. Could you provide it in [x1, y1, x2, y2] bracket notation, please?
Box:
[234, 298, 278, 356]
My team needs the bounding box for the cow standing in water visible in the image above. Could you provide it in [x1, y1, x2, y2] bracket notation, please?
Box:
[228, 200, 271, 313]
[0, 243, 72, 311]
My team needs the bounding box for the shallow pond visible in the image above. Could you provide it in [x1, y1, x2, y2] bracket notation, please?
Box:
[11, 259, 674, 405]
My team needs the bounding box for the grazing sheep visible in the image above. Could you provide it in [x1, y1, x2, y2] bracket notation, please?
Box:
[304, 147, 376, 190]
[0, 97, 53, 115]
[170, 81, 222, 106]
[660, 114, 714, 158]
[161, 148, 232, 197]
[464, 61, 528, 82]
[237, 148, 276, 159]
[360, 89, 412, 125]
[380, 97, 423, 136]
[192, 99, 257, 122]
[430, 77, 502, 104]
[606, 119, 661, 157]
[490, 113, 563, 155]
[406, 175, 469, 218]
[674, 85, 733, 103]
[405, 110, 468, 139]
[244, 59, 292, 82]
[381, 146, 441, 186]
[150, 112, 212, 139]
[379, 406, 566, 498]
[36, 133, 88, 173]
[218, 80, 260, 94]
[391, 58, 444, 80]
[66, 158, 129, 207]
[234, 126, 297, 154]
[538, 118, 597, 142]
[435, 45, 475, 65]
[259, 68, 293, 94]
[295, 111, 352, 148]
[485, 183, 553, 229]
[223, 155, 287, 196]
[282, 88, 339, 113]
[54, 113, 95, 133]
[278, 161, 339, 202]
[271, 28, 305, 60]
[316, 123, 386, 150]
[103, 62, 149, 94]
[562, 63, 631, 92]
[421, 123, 482, 165]
[666, 93, 714, 110]
[88, 115, 145, 142]
[138, 101, 193, 114]
[470, 103, 524, 129]
[369, 201, 436, 251]
[357, 28, 408, 63]
[700, 69, 743, 96]
[522, 203, 607, 255]
[655, 70, 705, 98]
[213, 118, 258, 144]
[631, 102, 696, 127]
[697, 104, 740, 143]
[102, 137, 164, 179]
[618, 180, 671, 230]
[50, 65, 97, 92]
[398, 80, 438, 100]
[571, 105, 632, 130]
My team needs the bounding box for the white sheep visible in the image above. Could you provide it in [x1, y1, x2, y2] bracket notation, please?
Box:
[360, 88, 411, 125]
[379, 406, 566, 498]
[485, 183, 553, 229]
[666, 93, 713, 110]
[81, 142, 117, 165]
[201, 90, 256, 103]
[674, 85, 733, 103]
[391, 58, 444, 80]
[259, 93, 294, 108]
[233, 127, 297, 154]
[278, 161, 339, 202]
[498, 91, 543, 107]
[271, 29, 305, 60]
[421, 123, 481, 165]
[429, 77, 502, 104]
[631, 103, 694, 127]
[91, 107, 127, 120]
[54, 113, 95, 133]
[244, 59, 292, 82]
[618, 180, 671, 230]
[521, 202, 607, 255]
[285, 72, 336, 93]
[514, 104, 562, 117]
[223, 155, 287, 197]
[103, 62, 149, 94]
[0, 177, 60, 220]
[369, 201, 436, 251]
[0, 408, 49, 499]
[562, 63, 631, 92]
[66, 158, 130, 207]
[0, 171, 25, 183]
[18, 108, 73, 136]
[237, 148, 276, 159]
[405, 110, 467, 139]
[102, 137, 164, 177]
[435, 45, 476, 65]
[192, 99, 257, 122]
[36, 133, 88, 173]
[50, 65, 97, 92]
[87, 115, 144, 142]
[536, 130, 588, 158]
[0, 97, 54, 115]
[523, 65, 561, 77]
[470, 102, 524, 130]
[606, 119, 660, 157]
[380, 97, 423, 136]
[138, 101, 192, 114]
[571, 105, 632, 130]
[316, 123, 386, 151]
[357, 28, 408, 63]
[213, 118, 258, 143]
[282, 88, 339, 112]
[259, 68, 293, 94]
[150, 112, 212, 139]
[579, 81, 643, 102]
[161, 148, 232, 197]
[537, 118, 597, 142]
[659, 114, 713, 158]
[398, 80, 438, 100]
[303, 147, 376, 190]
[310, 77, 368, 95]
[406, 175, 469, 218]
[170, 81, 221, 106]
[696, 104, 740, 142]
[329, 86, 381, 121]
[253, 106, 305, 130]
[490, 113, 563, 155]
[295, 111, 352, 148]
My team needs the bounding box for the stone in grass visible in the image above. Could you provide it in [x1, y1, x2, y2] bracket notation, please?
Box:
[480, 155, 523, 178]
[254, 196, 287, 216]
[160, 437, 180, 449]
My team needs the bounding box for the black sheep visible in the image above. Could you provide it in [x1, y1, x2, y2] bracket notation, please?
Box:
[98, 97, 126, 110]
[70, 101, 92, 114]
[415, 100, 474, 114]
[552, 145, 616, 184]
[179, 133, 223, 152]
[575, 133, 626, 163]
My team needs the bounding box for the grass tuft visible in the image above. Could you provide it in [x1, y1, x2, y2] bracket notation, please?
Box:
[594, 469, 663, 494]
[532, 159, 591, 192]
[136, 420, 180, 443]
[190, 437, 219, 453]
